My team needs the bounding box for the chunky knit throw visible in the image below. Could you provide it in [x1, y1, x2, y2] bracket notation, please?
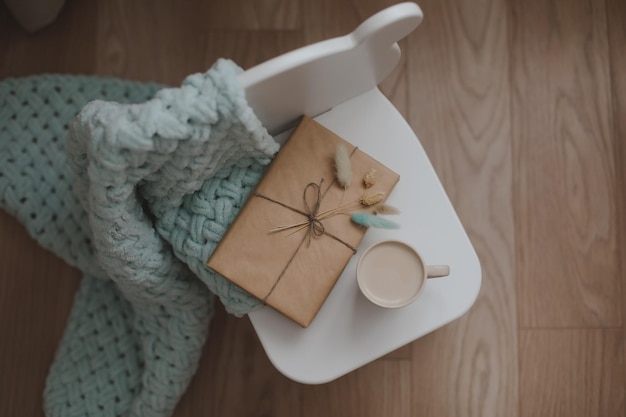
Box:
[0, 59, 279, 417]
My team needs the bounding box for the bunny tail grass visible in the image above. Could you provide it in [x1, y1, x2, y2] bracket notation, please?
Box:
[334, 144, 352, 188]
[373, 204, 400, 215]
[351, 212, 400, 229]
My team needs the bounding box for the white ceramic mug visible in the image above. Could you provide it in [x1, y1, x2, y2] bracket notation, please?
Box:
[356, 240, 449, 308]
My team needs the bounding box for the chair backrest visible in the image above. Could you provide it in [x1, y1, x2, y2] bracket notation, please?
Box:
[238, 2, 423, 136]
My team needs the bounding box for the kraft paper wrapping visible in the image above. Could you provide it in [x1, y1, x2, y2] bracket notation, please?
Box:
[207, 116, 399, 327]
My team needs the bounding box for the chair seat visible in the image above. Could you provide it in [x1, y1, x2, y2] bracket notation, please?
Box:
[249, 87, 481, 384]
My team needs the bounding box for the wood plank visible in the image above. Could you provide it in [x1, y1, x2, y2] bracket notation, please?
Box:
[605, 0, 626, 401]
[97, 1, 302, 84]
[0, 3, 16, 66]
[407, 0, 518, 416]
[204, 0, 300, 30]
[300, 359, 412, 417]
[379, 38, 409, 119]
[519, 329, 624, 417]
[0, 212, 81, 417]
[0, 1, 97, 415]
[181, 307, 411, 416]
[200, 31, 303, 72]
[175, 305, 299, 417]
[96, 0, 209, 83]
[510, 0, 619, 328]
[302, 0, 403, 43]
[383, 342, 412, 360]
[0, 0, 97, 77]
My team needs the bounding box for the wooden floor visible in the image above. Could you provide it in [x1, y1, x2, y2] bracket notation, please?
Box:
[1, 0, 624, 416]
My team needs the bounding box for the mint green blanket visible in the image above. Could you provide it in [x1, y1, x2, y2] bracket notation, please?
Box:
[0, 59, 279, 417]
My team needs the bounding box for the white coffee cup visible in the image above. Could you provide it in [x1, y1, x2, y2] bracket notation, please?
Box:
[356, 240, 449, 308]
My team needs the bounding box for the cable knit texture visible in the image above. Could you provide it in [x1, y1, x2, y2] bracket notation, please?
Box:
[0, 59, 279, 417]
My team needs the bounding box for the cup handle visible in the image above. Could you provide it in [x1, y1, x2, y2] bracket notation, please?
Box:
[426, 265, 449, 278]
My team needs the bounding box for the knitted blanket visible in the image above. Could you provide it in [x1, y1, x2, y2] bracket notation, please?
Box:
[0, 59, 279, 417]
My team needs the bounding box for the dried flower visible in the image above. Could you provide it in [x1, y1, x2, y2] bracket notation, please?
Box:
[363, 168, 377, 188]
[359, 190, 385, 206]
[334, 144, 352, 189]
[351, 212, 399, 229]
[373, 204, 400, 215]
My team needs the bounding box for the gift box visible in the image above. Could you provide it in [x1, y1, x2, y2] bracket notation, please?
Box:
[207, 116, 400, 327]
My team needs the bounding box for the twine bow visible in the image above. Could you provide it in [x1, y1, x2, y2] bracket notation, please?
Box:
[252, 178, 357, 301]
[302, 181, 326, 242]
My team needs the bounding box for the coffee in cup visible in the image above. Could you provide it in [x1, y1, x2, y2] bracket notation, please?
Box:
[356, 240, 449, 308]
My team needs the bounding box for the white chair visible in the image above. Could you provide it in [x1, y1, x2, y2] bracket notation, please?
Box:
[238, 2, 481, 384]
